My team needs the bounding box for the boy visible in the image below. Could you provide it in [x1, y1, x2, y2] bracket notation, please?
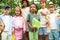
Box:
[0, 4, 13, 40]
[48, 2, 59, 40]
[0, 17, 4, 40]
[38, 0, 49, 40]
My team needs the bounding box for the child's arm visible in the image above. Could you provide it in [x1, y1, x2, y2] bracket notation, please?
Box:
[27, 21, 34, 30]
[0, 20, 5, 29]
[0, 20, 5, 34]
[40, 11, 47, 16]
[26, 14, 37, 30]
[57, 14, 60, 17]
[23, 18, 26, 32]
[12, 17, 14, 34]
[46, 15, 50, 27]
[38, 10, 47, 16]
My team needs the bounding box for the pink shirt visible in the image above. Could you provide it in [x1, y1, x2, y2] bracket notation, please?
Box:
[13, 16, 26, 31]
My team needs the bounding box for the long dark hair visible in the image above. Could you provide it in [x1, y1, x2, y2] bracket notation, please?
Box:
[21, 0, 29, 8]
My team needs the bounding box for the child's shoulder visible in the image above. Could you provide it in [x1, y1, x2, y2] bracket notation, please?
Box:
[13, 16, 24, 19]
[27, 13, 32, 16]
[38, 9, 42, 12]
[9, 15, 13, 18]
[38, 8, 48, 11]
[0, 14, 4, 17]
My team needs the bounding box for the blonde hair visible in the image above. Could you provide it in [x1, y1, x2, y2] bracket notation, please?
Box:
[14, 6, 22, 16]
[0, 20, 5, 33]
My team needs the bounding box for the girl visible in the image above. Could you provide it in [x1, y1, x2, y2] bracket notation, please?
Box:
[27, 4, 40, 40]
[13, 7, 26, 40]
[0, 18, 4, 40]
[21, 0, 30, 20]
[21, 0, 30, 40]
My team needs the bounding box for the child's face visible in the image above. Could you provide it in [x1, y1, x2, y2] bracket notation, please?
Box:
[3, 8, 10, 15]
[40, 2, 46, 8]
[23, 1, 27, 7]
[30, 4, 37, 13]
[15, 7, 21, 16]
[48, 5, 55, 13]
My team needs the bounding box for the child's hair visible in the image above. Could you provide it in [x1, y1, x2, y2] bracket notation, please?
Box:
[14, 6, 22, 16]
[21, 0, 29, 8]
[0, 20, 5, 34]
[48, 4, 56, 10]
[48, 2, 55, 8]
[48, 4, 55, 8]
[40, 0, 46, 3]
[30, 3, 37, 13]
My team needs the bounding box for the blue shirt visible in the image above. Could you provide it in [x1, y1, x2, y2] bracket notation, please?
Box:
[0, 14, 13, 35]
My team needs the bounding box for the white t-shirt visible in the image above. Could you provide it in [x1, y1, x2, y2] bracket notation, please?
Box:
[38, 8, 49, 27]
[4, 15, 10, 31]
[21, 7, 30, 21]
[49, 13, 57, 29]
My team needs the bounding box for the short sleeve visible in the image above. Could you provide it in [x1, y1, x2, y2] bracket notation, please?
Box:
[37, 14, 40, 21]
[37, 10, 41, 14]
[22, 17, 26, 31]
[26, 14, 30, 22]
[0, 16, 2, 21]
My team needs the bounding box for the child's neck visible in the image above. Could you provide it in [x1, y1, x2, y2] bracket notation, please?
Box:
[15, 15, 21, 17]
[31, 11, 36, 14]
[23, 6, 27, 8]
[50, 11, 55, 14]
[42, 7, 46, 9]
[31, 12, 36, 15]
[4, 14, 9, 16]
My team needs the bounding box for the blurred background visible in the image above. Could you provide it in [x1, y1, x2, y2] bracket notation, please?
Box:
[0, 0, 60, 15]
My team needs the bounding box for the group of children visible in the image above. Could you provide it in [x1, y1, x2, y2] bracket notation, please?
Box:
[0, 0, 60, 40]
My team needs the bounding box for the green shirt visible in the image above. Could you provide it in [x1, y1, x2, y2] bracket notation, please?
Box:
[27, 13, 40, 31]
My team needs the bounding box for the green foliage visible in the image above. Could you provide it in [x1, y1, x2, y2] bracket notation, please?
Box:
[0, 0, 21, 15]
[56, 0, 60, 6]
[59, 11, 60, 14]
[0, 0, 60, 15]
[50, 0, 60, 6]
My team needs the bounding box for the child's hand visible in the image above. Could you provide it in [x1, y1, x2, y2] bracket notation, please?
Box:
[31, 27, 37, 30]
[12, 28, 14, 34]
[40, 11, 47, 16]
[33, 27, 37, 30]
[57, 14, 60, 17]
[30, 27, 35, 30]
[23, 30, 27, 34]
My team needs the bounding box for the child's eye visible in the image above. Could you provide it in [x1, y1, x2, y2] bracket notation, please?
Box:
[0, 25, 2, 27]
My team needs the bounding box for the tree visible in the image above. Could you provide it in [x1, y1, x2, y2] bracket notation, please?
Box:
[50, 0, 60, 6]
[56, 0, 60, 6]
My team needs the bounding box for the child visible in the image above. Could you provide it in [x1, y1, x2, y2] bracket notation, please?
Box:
[21, 0, 30, 20]
[27, 4, 40, 40]
[21, 0, 30, 40]
[13, 7, 26, 40]
[0, 4, 13, 40]
[56, 15, 60, 40]
[38, 0, 49, 40]
[0, 18, 4, 40]
[47, 2, 59, 40]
